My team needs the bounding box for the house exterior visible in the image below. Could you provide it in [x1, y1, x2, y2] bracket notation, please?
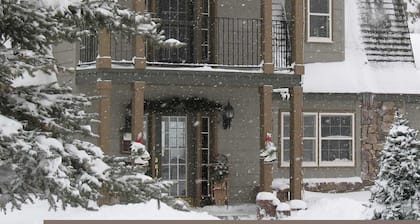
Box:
[53, 0, 420, 206]
[274, 0, 420, 193]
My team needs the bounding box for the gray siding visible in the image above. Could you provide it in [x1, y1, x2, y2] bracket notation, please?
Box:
[273, 93, 362, 178]
[304, 0, 345, 63]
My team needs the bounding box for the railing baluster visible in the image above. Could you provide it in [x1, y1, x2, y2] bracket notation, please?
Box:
[78, 17, 293, 70]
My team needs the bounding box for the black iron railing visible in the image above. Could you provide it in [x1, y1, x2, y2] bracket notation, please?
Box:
[78, 18, 293, 70]
[272, 19, 292, 70]
[79, 34, 97, 63]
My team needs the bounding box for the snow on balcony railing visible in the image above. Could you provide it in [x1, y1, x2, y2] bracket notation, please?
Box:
[78, 18, 293, 71]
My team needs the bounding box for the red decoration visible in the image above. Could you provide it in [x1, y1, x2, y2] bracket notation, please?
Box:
[135, 132, 143, 143]
[265, 133, 273, 143]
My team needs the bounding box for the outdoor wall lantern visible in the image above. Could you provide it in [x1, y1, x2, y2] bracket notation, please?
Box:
[222, 101, 234, 129]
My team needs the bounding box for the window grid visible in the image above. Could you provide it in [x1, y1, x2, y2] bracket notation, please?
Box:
[319, 113, 355, 167]
[161, 116, 187, 196]
[281, 112, 318, 167]
[280, 112, 355, 167]
[307, 0, 332, 42]
[201, 117, 211, 198]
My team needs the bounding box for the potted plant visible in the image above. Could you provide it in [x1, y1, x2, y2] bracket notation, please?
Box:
[211, 154, 229, 205]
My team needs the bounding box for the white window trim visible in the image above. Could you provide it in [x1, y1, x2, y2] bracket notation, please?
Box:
[307, 0, 333, 43]
[280, 112, 318, 168]
[319, 113, 355, 167]
[280, 112, 355, 168]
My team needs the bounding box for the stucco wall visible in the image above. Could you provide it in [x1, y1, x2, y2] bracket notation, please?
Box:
[304, 0, 345, 63]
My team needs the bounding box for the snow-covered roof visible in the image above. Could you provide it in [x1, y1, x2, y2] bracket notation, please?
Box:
[303, 0, 420, 94]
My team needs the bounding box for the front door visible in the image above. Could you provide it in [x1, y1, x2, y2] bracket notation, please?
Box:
[161, 116, 187, 196]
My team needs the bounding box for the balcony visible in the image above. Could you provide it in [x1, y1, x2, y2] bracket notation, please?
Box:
[79, 17, 293, 71]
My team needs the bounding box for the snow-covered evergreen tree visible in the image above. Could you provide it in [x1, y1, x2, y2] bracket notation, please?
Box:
[0, 0, 183, 213]
[370, 112, 420, 220]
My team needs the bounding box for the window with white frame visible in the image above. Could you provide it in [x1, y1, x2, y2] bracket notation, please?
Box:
[281, 112, 318, 167]
[319, 113, 354, 166]
[307, 0, 332, 42]
[280, 112, 354, 167]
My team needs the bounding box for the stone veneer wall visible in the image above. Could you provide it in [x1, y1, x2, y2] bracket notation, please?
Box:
[361, 94, 398, 185]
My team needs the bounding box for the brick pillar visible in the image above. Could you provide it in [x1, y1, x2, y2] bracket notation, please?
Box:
[133, 0, 147, 69]
[132, 81, 145, 141]
[289, 86, 303, 200]
[292, 0, 305, 75]
[259, 85, 273, 192]
[261, 0, 274, 74]
[97, 81, 112, 154]
[96, 29, 112, 69]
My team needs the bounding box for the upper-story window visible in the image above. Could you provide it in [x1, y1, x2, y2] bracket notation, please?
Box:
[307, 0, 332, 42]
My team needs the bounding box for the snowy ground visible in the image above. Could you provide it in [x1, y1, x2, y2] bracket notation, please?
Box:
[0, 190, 373, 223]
[195, 190, 373, 220]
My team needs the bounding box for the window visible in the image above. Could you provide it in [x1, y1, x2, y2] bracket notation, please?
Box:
[281, 113, 318, 167]
[307, 0, 332, 42]
[319, 113, 354, 166]
[280, 112, 354, 167]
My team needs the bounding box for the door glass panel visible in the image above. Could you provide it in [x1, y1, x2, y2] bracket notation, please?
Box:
[161, 116, 187, 196]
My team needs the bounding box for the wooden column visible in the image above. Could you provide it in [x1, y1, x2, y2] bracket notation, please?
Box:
[97, 81, 112, 154]
[96, 29, 112, 68]
[292, 0, 305, 75]
[194, 113, 203, 207]
[132, 81, 145, 141]
[261, 0, 274, 74]
[259, 85, 273, 192]
[289, 86, 303, 200]
[133, 0, 147, 69]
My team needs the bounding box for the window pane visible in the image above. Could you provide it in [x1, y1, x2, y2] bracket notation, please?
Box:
[179, 180, 187, 196]
[170, 183, 178, 195]
[162, 165, 169, 179]
[303, 115, 316, 137]
[321, 140, 352, 162]
[162, 149, 169, 164]
[170, 165, 178, 179]
[310, 15, 330, 38]
[283, 114, 290, 137]
[179, 165, 186, 179]
[303, 139, 316, 162]
[283, 139, 290, 161]
[202, 149, 209, 164]
[202, 118, 209, 132]
[202, 134, 209, 148]
[310, 0, 330, 13]
[321, 115, 352, 137]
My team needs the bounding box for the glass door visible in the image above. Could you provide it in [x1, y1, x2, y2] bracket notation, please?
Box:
[161, 116, 187, 196]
